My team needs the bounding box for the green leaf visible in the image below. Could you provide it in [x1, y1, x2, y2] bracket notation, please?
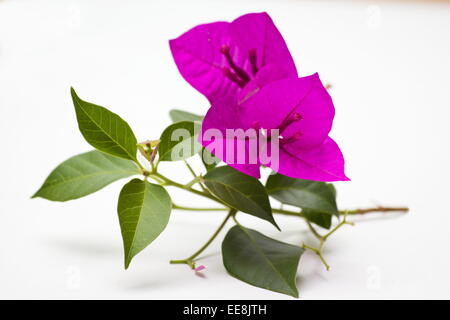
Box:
[200, 147, 220, 172]
[301, 209, 332, 229]
[32, 150, 139, 201]
[204, 166, 278, 229]
[71, 87, 138, 161]
[266, 173, 338, 217]
[299, 184, 337, 229]
[222, 225, 304, 298]
[158, 121, 202, 161]
[169, 109, 204, 123]
[327, 183, 337, 198]
[117, 179, 172, 269]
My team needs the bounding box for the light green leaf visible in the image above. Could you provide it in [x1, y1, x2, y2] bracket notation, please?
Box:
[222, 225, 304, 298]
[158, 121, 202, 161]
[71, 87, 138, 161]
[200, 147, 220, 172]
[266, 174, 338, 216]
[169, 109, 204, 123]
[204, 166, 278, 229]
[32, 150, 139, 201]
[117, 179, 172, 269]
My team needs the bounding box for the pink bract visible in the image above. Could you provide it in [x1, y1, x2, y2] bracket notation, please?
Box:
[169, 12, 297, 103]
[200, 74, 349, 181]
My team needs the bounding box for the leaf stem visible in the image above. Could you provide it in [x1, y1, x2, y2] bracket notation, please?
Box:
[184, 176, 201, 189]
[306, 221, 323, 239]
[183, 159, 208, 192]
[170, 209, 236, 268]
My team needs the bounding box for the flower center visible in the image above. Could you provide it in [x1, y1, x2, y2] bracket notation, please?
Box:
[250, 112, 303, 145]
[277, 112, 303, 145]
[220, 45, 259, 88]
[277, 112, 302, 134]
[280, 131, 303, 145]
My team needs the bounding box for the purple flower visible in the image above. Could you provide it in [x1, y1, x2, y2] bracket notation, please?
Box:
[200, 74, 349, 182]
[170, 12, 297, 103]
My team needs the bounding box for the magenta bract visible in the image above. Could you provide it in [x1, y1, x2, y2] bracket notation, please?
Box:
[200, 74, 349, 181]
[169, 12, 298, 103]
[171, 12, 348, 182]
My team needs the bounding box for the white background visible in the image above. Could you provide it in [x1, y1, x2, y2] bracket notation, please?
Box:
[1, 0, 449, 299]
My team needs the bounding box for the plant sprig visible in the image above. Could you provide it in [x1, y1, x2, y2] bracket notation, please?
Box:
[33, 89, 408, 298]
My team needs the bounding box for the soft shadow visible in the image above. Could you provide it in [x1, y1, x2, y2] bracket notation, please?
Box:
[121, 278, 167, 291]
[296, 252, 329, 293]
[44, 237, 120, 259]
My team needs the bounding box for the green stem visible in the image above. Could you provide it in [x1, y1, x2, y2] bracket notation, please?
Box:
[134, 158, 145, 171]
[302, 243, 330, 271]
[272, 208, 305, 218]
[141, 168, 407, 271]
[302, 212, 353, 271]
[183, 159, 197, 178]
[171, 204, 407, 221]
[306, 221, 323, 239]
[172, 203, 226, 212]
[343, 206, 409, 215]
[183, 159, 208, 192]
[232, 212, 244, 228]
[150, 172, 229, 207]
[184, 176, 201, 189]
[323, 214, 354, 242]
[170, 209, 236, 268]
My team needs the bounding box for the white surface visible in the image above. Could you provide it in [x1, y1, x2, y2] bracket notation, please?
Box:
[1, 0, 450, 299]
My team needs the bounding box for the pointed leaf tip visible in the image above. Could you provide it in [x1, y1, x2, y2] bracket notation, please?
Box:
[118, 179, 172, 269]
[71, 88, 138, 161]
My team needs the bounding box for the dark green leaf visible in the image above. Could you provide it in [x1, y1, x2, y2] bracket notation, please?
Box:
[200, 147, 220, 172]
[327, 183, 337, 198]
[222, 225, 304, 298]
[117, 179, 172, 269]
[158, 121, 202, 161]
[32, 150, 139, 201]
[301, 184, 337, 228]
[169, 109, 204, 123]
[71, 87, 138, 161]
[266, 173, 338, 216]
[204, 166, 278, 229]
[301, 209, 332, 229]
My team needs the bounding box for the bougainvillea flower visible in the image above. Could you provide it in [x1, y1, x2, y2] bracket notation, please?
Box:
[200, 73, 349, 181]
[169, 12, 297, 103]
